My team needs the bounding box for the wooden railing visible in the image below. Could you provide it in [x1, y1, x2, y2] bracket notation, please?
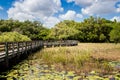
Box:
[44, 40, 78, 47]
[0, 40, 78, 68]
[0, 41, 43, 65]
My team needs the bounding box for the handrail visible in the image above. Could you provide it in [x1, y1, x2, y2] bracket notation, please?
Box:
[0, 40, 78, 68]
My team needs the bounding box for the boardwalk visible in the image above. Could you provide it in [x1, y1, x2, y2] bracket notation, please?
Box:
[0, 40, 78, 69]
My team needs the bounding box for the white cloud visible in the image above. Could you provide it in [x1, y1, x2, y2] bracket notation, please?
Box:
[8, 0, 63, 18]
[76, 14, 83, 18]
[81, 0, 119, 15]
[11, 12, 36, 21]
[67, 0, 96, 7]
[111, 16, 120, 22]
[7, 0, 63, 27]
[43, 16, 60, 28]
[67, 0, 120, 15]
[0, 6, 3, 10]
[43, 10, 83, 27]
[59, 10, 83, 20]
[66, 0, 74, 3]
[117, 8, 120, 13]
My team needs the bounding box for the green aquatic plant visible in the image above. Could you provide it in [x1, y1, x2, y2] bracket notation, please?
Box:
[5, 59, 120, 80]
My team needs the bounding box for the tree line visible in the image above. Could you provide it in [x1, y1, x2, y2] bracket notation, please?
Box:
[0, 16, 120, 43]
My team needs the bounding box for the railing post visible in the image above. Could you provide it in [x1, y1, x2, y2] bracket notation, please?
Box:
[17, 42, 19, 54]
[5, 42, 9, 68]
[25, 42, 27, 54]
[21, 42, 24, 52]
[16, 42, 21, 61]
[35, 41, 36, 49]
[12, 42, 15, 55]
[30, 42, 32, 53]
[31, 41, 33, 52]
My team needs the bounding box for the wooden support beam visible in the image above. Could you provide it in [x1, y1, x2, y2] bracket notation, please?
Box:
[5, 42, 9, 68]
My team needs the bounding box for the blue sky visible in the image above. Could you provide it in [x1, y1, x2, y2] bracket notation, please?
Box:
[0, 0, 14, 19]
[0, 0, 120, 28]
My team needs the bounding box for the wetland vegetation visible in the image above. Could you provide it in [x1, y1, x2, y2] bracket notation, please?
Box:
[1, 43, 120, 80]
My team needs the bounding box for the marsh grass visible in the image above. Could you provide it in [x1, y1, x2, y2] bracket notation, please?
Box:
[32, 43, 120, 74]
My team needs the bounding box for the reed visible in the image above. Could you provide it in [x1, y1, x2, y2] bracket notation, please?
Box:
[32, 43, 120, 73]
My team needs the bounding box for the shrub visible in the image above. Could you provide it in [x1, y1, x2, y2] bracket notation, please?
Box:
[0, 32, 31, 42]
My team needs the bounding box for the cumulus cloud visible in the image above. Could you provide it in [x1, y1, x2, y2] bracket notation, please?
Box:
[43, 16, 60, 28]
[66, 0, 74, 3]
[8, 0, 63, 19]
[7, 0, 63, 27]
[81, 0, 119, 15]
[116, 3, 120, 13]
[67, 0, 120, 15]
[59, 10, 83, 20]
[117, 8, 120, 13]
[67, 0, 96, 7]
[11, 12, 36, 21]
[43, 10, 83, 27]
[0, 6, 3, 10]
[7, 0, 84, 27]
[111, 16, 120, 22]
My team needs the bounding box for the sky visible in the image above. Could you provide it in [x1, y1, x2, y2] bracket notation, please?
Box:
[0, 0, 120, 28]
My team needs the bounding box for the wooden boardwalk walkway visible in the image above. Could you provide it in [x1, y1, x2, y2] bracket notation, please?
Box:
[0, 40, 78, 69]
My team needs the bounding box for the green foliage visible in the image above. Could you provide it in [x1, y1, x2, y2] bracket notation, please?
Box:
[0, 19, 49, 40]
[49, 20, 79, 40]
[0, 32, 31, 42]
[99, 34, 106, 42]
[19, 20, 49, 40]
[48, 17, 113, 42]
[76, 16, 112, 42]
[38, 28, 50, 40]
[0, 17, 120, 43]
[110, 23, 120, 43]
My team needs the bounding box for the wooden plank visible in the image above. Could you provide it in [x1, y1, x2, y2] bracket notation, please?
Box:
[5, 42, 9, 68]
[0, 43, 5, 52]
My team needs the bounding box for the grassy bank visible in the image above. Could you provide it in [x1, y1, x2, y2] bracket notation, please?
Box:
[32, 43, 120, 74]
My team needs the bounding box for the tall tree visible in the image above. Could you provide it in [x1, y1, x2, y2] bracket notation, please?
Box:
[49, 20, 79, 40]
[110, 22, 120, 43]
